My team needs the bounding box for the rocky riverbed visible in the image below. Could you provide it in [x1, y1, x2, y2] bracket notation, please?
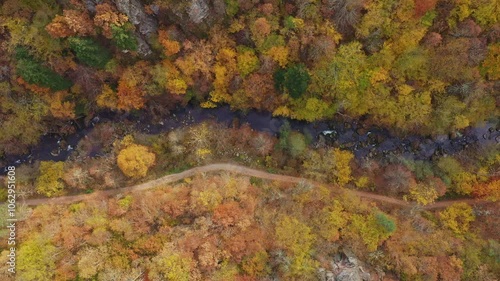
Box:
[1, 105, 498, 174]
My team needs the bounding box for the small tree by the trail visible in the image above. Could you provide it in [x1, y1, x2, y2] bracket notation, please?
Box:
[331, 148, 354, 185]
[117, 144, 156, 178]
[439, 203, 475, 236]
[345, 211, 396, 251]
[35, 161, 65, 197]
[302, 148, 354, 184]
[405, 183, 439, 206]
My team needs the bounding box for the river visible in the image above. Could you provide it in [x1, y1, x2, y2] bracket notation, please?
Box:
[1, 105, 498, 175]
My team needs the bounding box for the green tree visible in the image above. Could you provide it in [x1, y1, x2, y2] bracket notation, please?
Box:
[310, 41, 370, 116]
[225, 0, 239, 17]
[274, 64, 311, 99]
[111, 24, 138, 51]
[15, 47, 72, 91]
[375, 212, 397, 233]
[36, 161, 65, 197]
[287, 131, 307, 157]
[68, 37, 111, 68]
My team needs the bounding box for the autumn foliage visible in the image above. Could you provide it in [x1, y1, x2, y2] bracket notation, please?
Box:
[46, 10, 95, 38]
[117, 144, 156, 178]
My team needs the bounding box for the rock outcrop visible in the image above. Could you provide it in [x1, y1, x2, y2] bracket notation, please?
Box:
[114, 0, 157, 37]
[113, 0, 157, 57]
[318, 251, 372, 281]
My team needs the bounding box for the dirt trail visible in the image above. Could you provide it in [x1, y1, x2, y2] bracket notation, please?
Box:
[21, 163, 491, 210]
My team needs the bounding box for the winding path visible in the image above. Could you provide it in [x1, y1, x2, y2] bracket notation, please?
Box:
[21, 163, 491, 210]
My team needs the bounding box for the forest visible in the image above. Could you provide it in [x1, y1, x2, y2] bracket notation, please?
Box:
[0, 0, 499, 155]
[1, 173, 499, 280]
[0, 0, 499, 280]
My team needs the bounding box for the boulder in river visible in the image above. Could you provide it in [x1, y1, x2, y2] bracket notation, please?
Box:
[433, 134, 449, 143]
[411, 140, 421, 151]
[356, 127, 368, 136]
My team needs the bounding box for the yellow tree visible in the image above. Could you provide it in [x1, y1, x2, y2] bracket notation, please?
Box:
[237, 48, 260, 77]
[17, 234, 57, 281]
[344, 212, 396, 251]
[481, 43, 500, 80]
[302, 148, 354, 184]
[275, 215, 318, 279]
[405, 183, 439, 205]
[117, 144, 156, 178]
[209, 48, 237, 104]
[266, 46, 289, 68]
[439, 203, 475, 236]
[96, 85, 119, 110]
[331, 148, 354, 185]
[149, 244, 194, 281]
[49, 91, 75, 119]
[314, 200, 349, 241]
[36, 161, 65, 197]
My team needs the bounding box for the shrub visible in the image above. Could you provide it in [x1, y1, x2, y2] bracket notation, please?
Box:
[375, 212, 397, 234]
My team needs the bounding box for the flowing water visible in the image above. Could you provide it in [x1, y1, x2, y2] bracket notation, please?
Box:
[1, 105, 498, 174]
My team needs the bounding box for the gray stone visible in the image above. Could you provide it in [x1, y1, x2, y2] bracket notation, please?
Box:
[135, 34, 153, 57]
[326, 271, 335, 281]
[84, 0, 101, 14]
[318, 268, 327, 281]
[114, 0, 157, 37]
[188, 0, 209, 24]
[336, 268, 362, 281]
